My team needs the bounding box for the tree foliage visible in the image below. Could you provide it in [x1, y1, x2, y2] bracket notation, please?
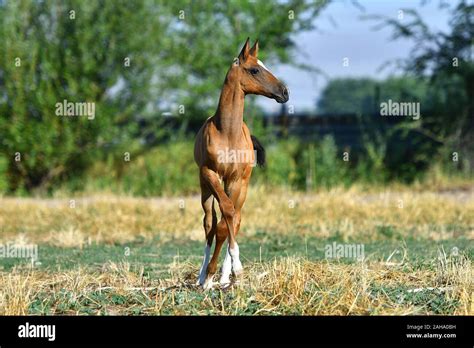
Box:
[0, 0, 329, 193]
[367, 0, 474, 169]
[317, 77, 429, 115]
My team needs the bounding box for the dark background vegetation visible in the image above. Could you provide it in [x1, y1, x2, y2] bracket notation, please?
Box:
[0, 0, 472, 196]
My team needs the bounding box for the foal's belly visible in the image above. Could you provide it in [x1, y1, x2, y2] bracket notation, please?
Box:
[216, 160, 252, 181]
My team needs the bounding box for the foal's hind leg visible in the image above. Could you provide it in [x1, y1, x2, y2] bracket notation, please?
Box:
[197, 178, 217, 286]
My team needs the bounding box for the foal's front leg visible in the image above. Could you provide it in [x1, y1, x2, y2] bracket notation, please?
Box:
[219, 244, 232, 287]
[197, 179, 216, 286]
[200, 167, 237, 289]
[219, 175, 249, 287]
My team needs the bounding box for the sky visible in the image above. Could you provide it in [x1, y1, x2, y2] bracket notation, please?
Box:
[257, 0, 452, 114]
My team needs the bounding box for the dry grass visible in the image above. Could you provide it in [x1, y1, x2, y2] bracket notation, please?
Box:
[0, 256, 471, 315]
[0, 187, 472, 246]
[0, 186, 472, 315]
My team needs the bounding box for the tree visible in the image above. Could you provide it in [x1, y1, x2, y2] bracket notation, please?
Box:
[317, 76, 433, 182]
[367, 0, 474, 171]
[0, 0, 330, 193]
[317, 78, 377, 115]
[317, 77, 429, 115]
[0, 0, 168, 192]
[156, 0, 328, 121]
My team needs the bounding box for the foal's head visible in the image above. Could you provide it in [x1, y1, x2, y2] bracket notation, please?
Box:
[229, 38, 289, 104]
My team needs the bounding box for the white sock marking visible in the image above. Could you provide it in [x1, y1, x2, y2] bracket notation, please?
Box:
[229, 243, 243, 275]
[220, 244, 232, 285]
[203, 274, 215, 290]
[198, 244, 211, 286]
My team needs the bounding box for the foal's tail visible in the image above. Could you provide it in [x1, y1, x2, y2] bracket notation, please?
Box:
[251, 135, 266, 167]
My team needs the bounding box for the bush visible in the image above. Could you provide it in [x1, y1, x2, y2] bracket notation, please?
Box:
[63, 141, 198, 196]
[0, 155, 8, 194]
[252, 139, 299, 187]
[311, 135, 350, 188]
[34, 136, 474, 197]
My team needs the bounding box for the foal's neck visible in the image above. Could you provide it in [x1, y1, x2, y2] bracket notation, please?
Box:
[215, 77, 245, 141]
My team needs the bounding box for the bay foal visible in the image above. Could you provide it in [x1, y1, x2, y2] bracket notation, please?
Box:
[194, 38, 289, 289]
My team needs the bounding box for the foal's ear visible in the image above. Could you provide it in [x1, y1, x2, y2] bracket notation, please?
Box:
[238, 37, 251, 63]
[249, 39, 259, 58]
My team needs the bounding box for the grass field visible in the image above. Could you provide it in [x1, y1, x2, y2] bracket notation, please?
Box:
[0, 186, 472, 315]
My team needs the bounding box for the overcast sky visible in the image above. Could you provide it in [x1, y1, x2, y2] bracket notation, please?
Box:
[257, 0, 452, 114]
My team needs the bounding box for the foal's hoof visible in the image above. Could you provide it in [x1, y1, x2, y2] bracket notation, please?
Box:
[232, 265, 243, 277]
[219, 274, 231, 288]
[202, 275, 215, 290]
[196, 275, 206, 287]
[219, 281, 232, 290]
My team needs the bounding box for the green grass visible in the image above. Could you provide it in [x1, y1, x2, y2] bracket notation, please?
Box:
[1, 233, 471, 272]
[0, 189, 471, 315]
[1, 232, 470, 315]
[10, 231, 469, 316]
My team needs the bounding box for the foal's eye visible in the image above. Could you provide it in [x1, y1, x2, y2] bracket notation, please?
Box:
[249, 68, 259, 75]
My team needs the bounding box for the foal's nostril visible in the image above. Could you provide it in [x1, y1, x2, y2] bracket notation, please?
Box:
[274, 85, 289, 103]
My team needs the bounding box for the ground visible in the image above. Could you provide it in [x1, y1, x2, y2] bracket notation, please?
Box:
[0, 187, 472, 315]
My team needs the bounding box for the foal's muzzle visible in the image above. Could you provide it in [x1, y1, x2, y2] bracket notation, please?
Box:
[274, 85, 289, 103]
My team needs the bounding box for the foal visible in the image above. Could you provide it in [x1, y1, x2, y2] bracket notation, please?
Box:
[194, 38, 289, 289]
